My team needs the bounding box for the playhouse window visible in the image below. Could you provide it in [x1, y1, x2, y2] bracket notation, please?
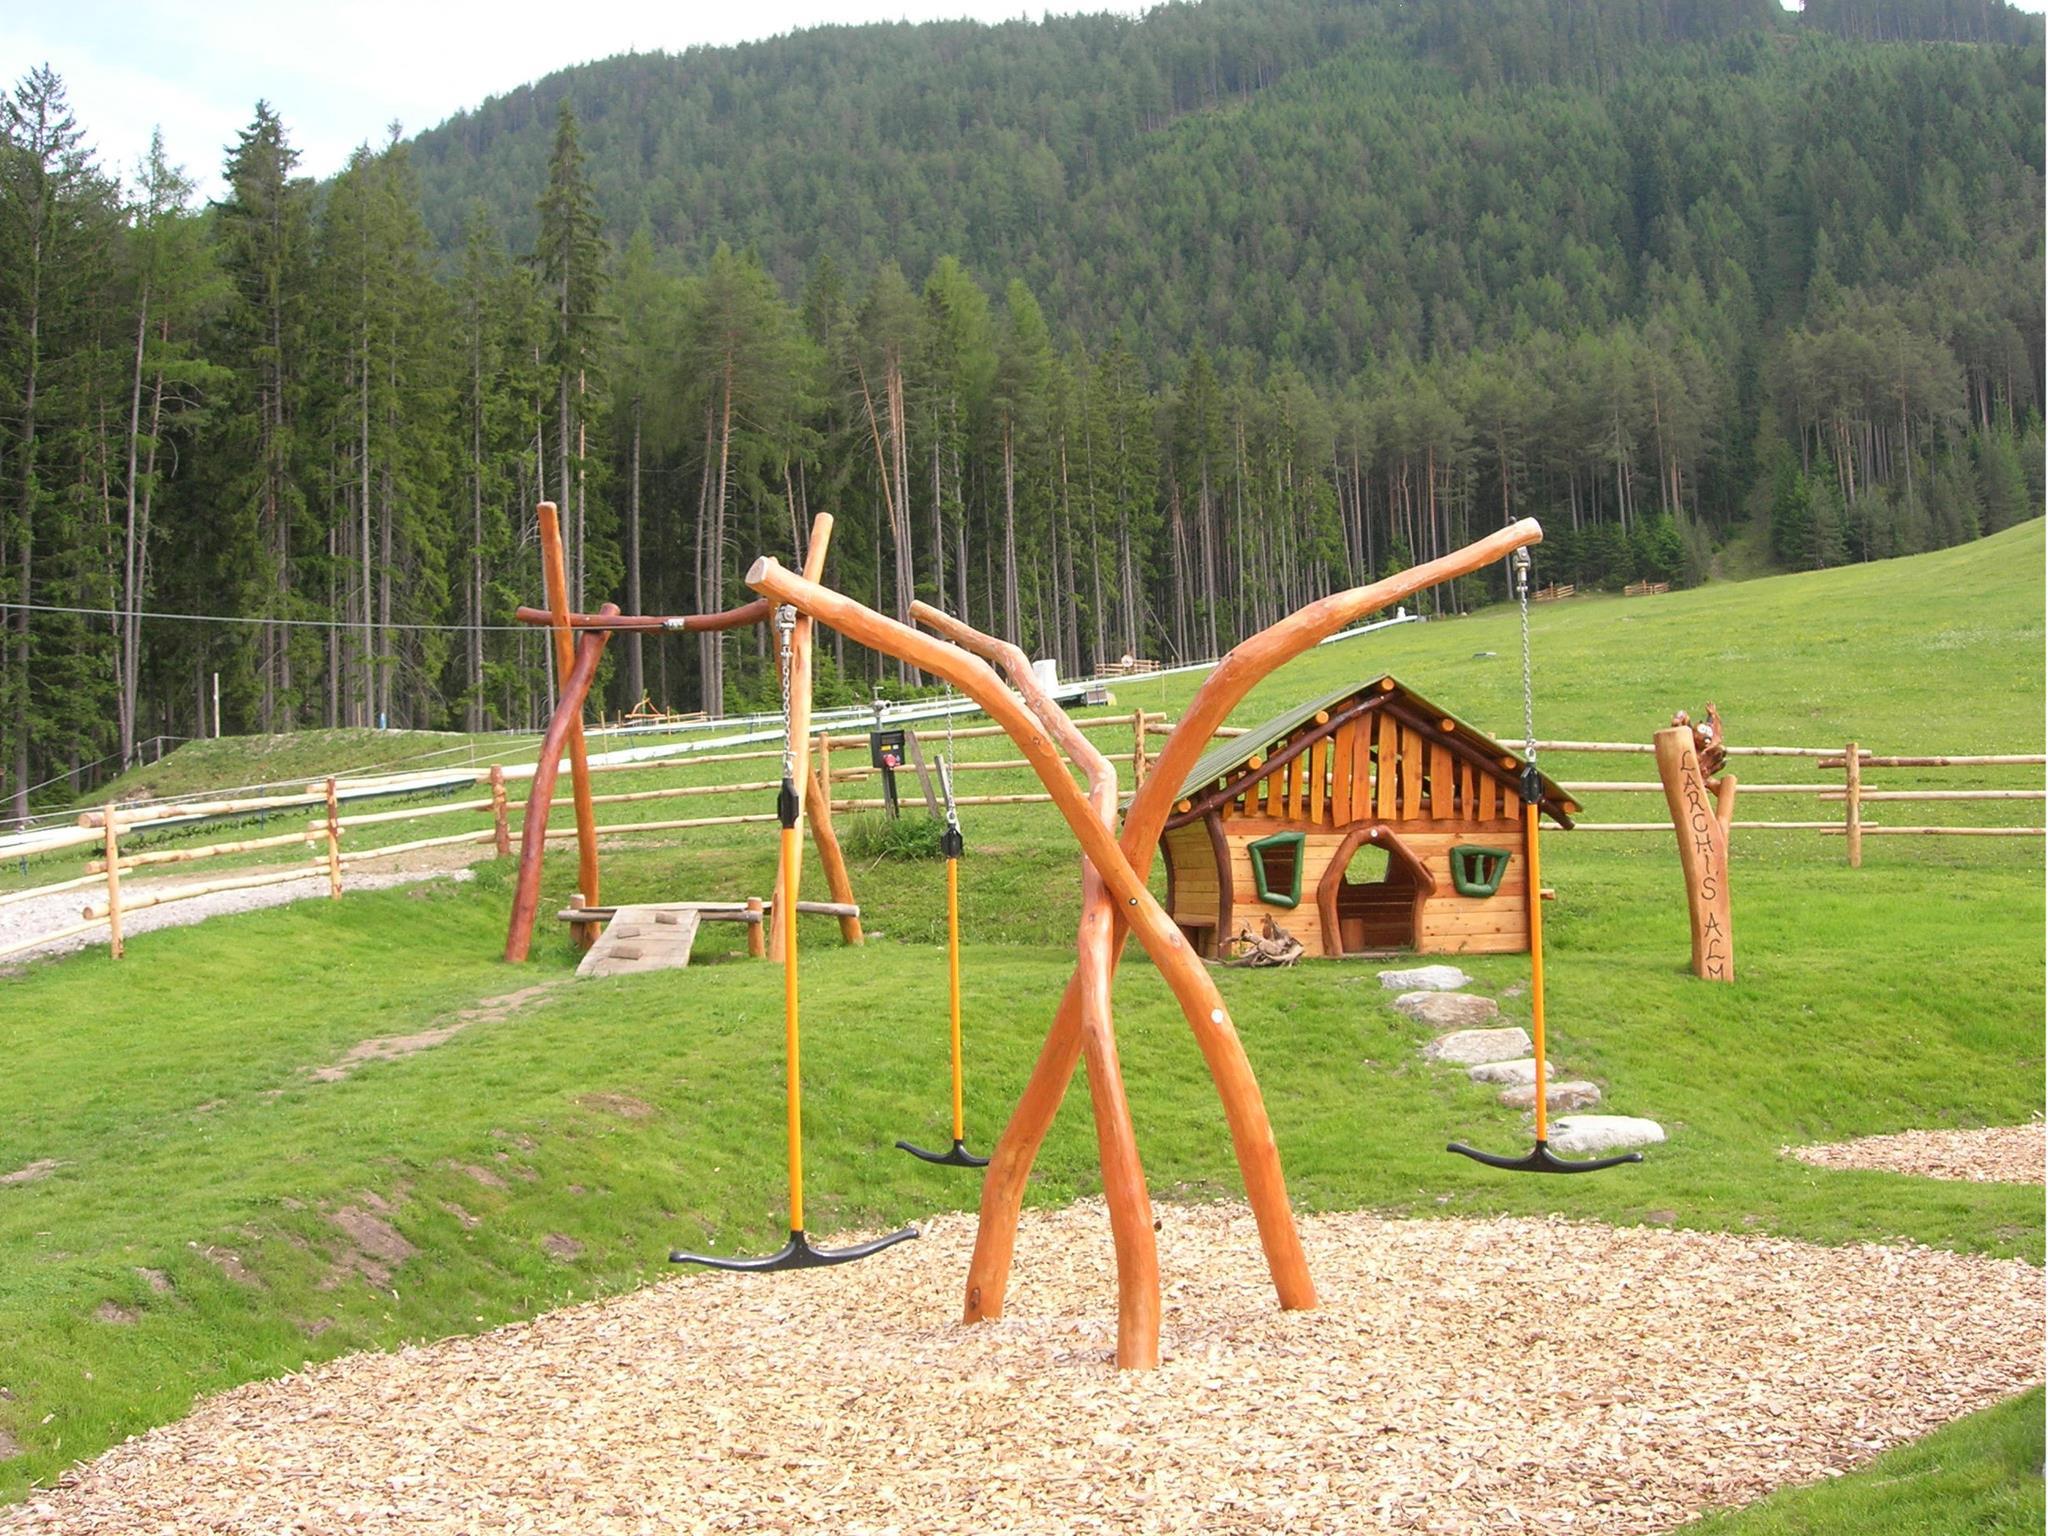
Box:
[1450, 844, 1512, 899]
[1248, 831, 1306, 908]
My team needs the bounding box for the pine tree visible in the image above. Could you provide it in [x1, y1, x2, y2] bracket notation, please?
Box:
[535, 99, 611, 608]
[0, 66, 118, 814]
[213, 101, 313, 731]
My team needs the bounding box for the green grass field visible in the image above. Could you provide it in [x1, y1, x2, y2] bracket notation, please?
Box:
[1, 522, 2041, 1526]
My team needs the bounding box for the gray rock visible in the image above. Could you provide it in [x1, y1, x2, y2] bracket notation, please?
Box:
[1391, 991, 1500, 1029]
[1499, 1080, 1603, 1112]
[1467, 1058, 1550, 1086]
[1547, 1115, 1666, 1156]
[1422, 1027, 1532, 1066]
[1378, 964, 1472, 993]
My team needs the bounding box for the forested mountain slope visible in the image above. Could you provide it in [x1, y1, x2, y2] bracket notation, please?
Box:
[0, 0, 2040, 814]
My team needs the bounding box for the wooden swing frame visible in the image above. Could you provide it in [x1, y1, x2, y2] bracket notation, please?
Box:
[502, 506, 862, 964]
[746, 516, 1545, 1368]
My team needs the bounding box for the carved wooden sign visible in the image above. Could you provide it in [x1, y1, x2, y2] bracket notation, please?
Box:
[1653, 719, 1736, 982]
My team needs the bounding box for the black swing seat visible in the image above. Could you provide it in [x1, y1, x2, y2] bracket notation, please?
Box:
[896, 1136, 990, 1168]
[671, 1225, 918, 1272]
[1446, 1138, 1644, 1175]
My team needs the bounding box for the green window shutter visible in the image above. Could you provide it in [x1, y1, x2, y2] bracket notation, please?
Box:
[1450, 844, 1512, 899]
[1248, 831, 1306, 908]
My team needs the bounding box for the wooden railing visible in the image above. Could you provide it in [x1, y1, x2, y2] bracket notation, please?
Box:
[0, 710, 1173, 961]
[6, 720, 2037, 963]
[1622, 579, 1672, 597]
[1551, 739, 2042, 863]
[1531, 583, 1576, 602]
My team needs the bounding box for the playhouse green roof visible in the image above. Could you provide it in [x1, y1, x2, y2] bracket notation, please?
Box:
[1170, 674, 1576, 825]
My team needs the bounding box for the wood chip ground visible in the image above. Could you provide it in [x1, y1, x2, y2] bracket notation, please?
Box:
[1786, 1122, 2045, 1183]
[5, 1204, 2040, 1535]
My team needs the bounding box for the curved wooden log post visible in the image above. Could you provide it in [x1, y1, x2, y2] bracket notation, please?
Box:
[953, 518, 1548, 1320]
[912, 602, 1160, 1368]
[1655, 723, 1736, 981]
[539, 504, 603, 951]
[752, 561, 1313, 1326]
[503, 604, 618, 962]
[769, 516, 835, 963]
[803, 766, 864, 945]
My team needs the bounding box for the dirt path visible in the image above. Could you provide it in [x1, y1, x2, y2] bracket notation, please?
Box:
[0, 855, 480, 967]
[4, 1203, 2038, 1534]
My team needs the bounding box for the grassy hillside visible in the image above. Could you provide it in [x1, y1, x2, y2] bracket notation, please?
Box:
[83, 730, 509, 808]
[0, 526, 2040, 1516]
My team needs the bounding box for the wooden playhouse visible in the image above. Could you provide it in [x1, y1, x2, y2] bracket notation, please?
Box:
[1156, 675, 1577, 959]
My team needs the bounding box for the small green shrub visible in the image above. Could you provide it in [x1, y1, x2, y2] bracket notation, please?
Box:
[839, 811, 947, 861]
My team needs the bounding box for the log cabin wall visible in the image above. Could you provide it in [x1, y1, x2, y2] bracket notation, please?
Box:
[1161, 680, 1555, 959]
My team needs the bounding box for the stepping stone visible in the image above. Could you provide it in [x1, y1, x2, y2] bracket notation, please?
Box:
[1548, 1115, 1665, 1156]
[1422, 1027, 1531, 1066]
[1392, 992, 1500, 1029]
[1499, 1080, 1603, 1112]
[1379, 964, 1472, 993]
[1468, 1058, 1550, 1086]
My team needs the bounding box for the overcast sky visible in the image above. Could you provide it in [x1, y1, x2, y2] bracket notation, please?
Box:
[3, 2, 1147, 200]
[8, 0, 2042, 202]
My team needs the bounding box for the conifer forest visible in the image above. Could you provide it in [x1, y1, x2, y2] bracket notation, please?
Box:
[0, 0, 2041, 814]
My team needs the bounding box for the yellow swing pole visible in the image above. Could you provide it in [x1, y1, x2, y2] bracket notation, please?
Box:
[781, 811, 806, 1234]
[899, 756, 987, 1168]
[1523, 795, 1548, 1148]
[947, 850, 965, 1145]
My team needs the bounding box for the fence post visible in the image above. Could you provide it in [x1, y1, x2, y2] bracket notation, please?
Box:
[746, 896, 766, 959]
[1844, 740, 1862, 868]
[489, 764, 511, 858]
[101, 815, 124, 960]
[1132, 708, 1148, 788]
[323, 777, 344, 899]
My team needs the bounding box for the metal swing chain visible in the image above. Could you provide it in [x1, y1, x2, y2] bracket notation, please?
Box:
[1515, 549, 1537, 771]
[941, 685, 961, 834]
[775, 603, 798, 792]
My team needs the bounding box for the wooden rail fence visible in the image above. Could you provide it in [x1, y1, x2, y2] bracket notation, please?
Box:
[4, 720, 2037, 962]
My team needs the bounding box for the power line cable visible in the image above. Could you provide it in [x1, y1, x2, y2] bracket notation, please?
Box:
[0, 600, 535, 633]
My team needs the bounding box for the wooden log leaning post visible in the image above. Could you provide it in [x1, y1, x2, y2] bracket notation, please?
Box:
[102, 817, 124, 960]
[1654, 723, 1737, 981]
[802, 733, 865, 944]
[912, 602, 1160, 1370]
[489, 764, 512, 859]
[503, 604, 619, 963]
[540, 502, 603, 951]
[1843, 739, 1862, 869]
[323, 777, 344, 900]
[769, 515, 837, 963]
[943, 517, 1548, 1343]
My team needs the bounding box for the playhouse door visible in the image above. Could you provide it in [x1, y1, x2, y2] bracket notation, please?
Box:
[1335, 840, 1418, 952]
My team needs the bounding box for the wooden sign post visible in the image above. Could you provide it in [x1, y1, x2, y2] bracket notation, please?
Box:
[1653, 719, 1736, 982]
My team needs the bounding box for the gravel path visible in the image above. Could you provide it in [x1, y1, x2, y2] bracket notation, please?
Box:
[0, 860, 477, 965]
[5, 1203, 2039, 1534]
[1786, 1122, 2045, 1184]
